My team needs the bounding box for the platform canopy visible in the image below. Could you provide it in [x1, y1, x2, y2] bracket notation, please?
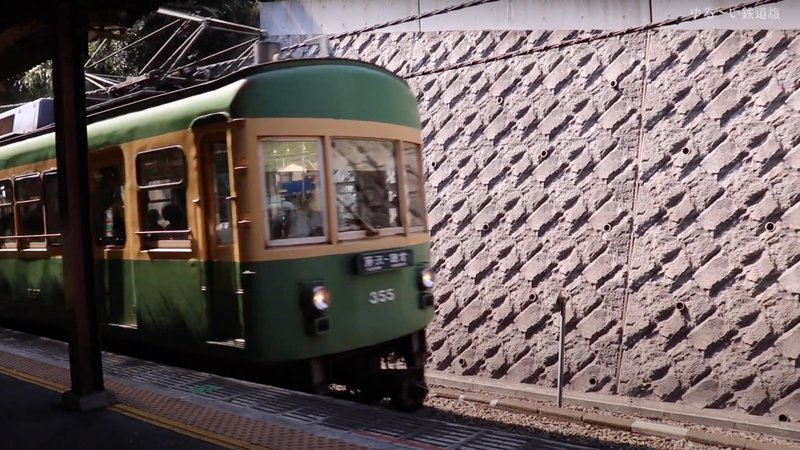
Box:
[0, 0, 164, 81]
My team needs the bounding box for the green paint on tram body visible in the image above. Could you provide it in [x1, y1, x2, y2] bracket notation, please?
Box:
[242, 242, 433, 361]
[0, 242, 431, 362]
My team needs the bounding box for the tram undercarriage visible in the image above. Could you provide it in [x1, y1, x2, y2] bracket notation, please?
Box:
[280, 331, 429, 411]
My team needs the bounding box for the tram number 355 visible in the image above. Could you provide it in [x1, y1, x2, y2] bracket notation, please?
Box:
[368, 289, 396, 304]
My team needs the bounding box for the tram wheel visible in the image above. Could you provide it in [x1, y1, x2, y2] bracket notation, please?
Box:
[390, 378, 428, 412]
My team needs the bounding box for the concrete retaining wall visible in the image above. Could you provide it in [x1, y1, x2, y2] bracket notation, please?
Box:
[282, 29, 800, 423]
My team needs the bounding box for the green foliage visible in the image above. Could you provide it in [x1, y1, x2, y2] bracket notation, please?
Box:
[121, 0, 260, 75]
[5, 0, 259, 104]
[12, 61, 53, 102]
[87, 39, 136, 77]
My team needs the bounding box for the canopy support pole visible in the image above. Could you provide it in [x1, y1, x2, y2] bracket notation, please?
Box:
[52, 0, 115, 411]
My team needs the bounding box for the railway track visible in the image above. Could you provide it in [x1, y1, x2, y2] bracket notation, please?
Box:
[420, 387, 797, 450]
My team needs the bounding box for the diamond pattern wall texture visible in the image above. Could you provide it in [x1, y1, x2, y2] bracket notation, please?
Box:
[279, 29, 800, 421]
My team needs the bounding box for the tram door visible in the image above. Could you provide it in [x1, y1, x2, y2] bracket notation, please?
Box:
[89, 148, 135, 328]
[199, 133, 244, 343]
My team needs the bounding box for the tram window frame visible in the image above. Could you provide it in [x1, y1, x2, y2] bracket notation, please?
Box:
[0, 178, 15, 249]
[14, 173, 46, 249]
[401, 142, 427, 232]
[330, 137, 404, 241]
[42, 170, 63, 245]
[260, 137, 328, 247]
[135, 146, 191, 248]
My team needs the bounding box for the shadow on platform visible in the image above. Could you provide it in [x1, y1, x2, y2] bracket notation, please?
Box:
[0, 373, 225, 450]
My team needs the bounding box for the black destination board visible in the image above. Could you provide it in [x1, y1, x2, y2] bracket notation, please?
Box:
[356, 249, 414, 274]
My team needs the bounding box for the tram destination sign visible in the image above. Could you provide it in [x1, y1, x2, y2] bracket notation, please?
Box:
[356, 249, 413, 274]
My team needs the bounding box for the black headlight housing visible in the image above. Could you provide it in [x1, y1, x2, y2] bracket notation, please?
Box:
[298, 281, 331, 335]
[417, 266, 435, 309]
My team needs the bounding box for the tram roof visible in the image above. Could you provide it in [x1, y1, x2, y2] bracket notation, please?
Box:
[0, 58, 420, 170]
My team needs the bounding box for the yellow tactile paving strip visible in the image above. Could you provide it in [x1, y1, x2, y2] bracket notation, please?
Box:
[0, 349, 369, 450]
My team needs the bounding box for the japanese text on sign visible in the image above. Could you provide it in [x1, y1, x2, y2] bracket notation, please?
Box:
[357, 249, 413, 274]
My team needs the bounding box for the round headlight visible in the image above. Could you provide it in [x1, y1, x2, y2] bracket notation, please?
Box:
[420, 267, 436, 290]
[311, 286, 331, 311]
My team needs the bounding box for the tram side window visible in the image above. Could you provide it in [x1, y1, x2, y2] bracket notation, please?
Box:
[403, 143, 426, 229]
[136, 147, 188, 242]
[261, 139, 326, 242]
[43, 171, 62, 244]
[331, 139, 401, 235]
[15, 175, 44, 237]
[0, 180, 14, 248]
[91, 165, 126, 246]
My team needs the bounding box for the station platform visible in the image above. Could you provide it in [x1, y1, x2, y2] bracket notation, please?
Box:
[0, 372, 227, 450]
[0, 327, 596, 450]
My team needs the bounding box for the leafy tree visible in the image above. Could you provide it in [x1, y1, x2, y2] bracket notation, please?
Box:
[12, 61, 53, 103]
[3, 0, 259, 104]
[110, 0, 259, 78]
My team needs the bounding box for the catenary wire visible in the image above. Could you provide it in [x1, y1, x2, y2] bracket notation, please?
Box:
[280, 0, 502, 53]
[405, 0, 784, 78]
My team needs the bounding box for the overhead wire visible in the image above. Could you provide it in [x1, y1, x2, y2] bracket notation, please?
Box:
[405, 0, 784, 78]
[85, 39, 109, 67]
[157, 7, 267, 37]
[138, 20, 195, 75]
[86, 0, 772, 104]
[280, 0, 503, 53]
[168, 37, 261, 76]
[86, 19, 183, 69]
[85, 0, 503, 97]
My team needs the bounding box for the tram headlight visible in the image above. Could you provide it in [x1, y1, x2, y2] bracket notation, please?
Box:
[300, 282, 331, 336]
[311, 286, 332, 311]
[419, 267, 436, 290]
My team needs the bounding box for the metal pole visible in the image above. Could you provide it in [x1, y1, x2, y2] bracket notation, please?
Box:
[218, 44, 255, 76]
[556, 295, 566, 408]
[139, 20, 191, 75]
[85, 73, 116, 87]
[170, 37, 260, 75]
[52, 0, 114, 411]
[157, 23, 204, 72]
[157, 8, 266, 37]
[84, 39, 108, 67]
[83, 75, 106, 90]
[87, 19, 182, 69]
[164, 24, 207, 74]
